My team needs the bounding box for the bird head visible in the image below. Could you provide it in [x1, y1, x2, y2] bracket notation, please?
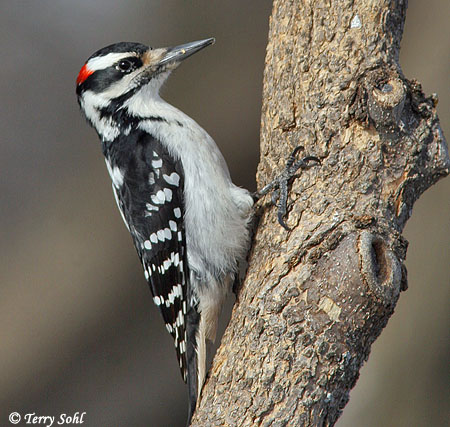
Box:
[76, 38, 215, 136]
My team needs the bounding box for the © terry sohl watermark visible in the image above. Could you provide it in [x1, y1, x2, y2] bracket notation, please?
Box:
[9, 412, 86, 426]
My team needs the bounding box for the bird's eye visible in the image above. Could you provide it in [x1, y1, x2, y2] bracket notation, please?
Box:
[117, 60, 133, 73]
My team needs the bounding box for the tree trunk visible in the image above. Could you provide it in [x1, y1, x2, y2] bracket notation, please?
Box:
[191, 1, 448, 425]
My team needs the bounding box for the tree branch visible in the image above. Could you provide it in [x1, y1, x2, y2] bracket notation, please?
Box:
[192, 1, 448, 425]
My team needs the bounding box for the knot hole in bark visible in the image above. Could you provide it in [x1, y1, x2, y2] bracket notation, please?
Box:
[371, 238, 388, 284]
[368, 77, 406, 139]
[358, 231, 402, 305]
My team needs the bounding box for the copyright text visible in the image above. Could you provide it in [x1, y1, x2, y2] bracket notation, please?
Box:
[9, 412, 86, 426]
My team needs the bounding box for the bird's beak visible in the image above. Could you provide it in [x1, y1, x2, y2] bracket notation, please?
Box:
[158, 38, 215, 66]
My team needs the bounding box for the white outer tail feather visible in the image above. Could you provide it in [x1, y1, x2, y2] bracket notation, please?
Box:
[195, 275, 232, 399]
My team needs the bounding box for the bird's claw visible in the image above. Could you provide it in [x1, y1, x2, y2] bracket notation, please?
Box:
[253, 146, 320, 231]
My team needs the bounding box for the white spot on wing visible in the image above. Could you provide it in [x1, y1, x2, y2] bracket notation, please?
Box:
[174, 252, 180, 267]
[152, 159, 163, 168]
[157, 229, 165, 241]
[150, 233, 158, 243]
[146, 203, 159, 212]
[163, 188, 172, 202]
[144, 240, 152, 250]
[167, 283, 183, 304]
[163, 172, 180, 187]
[163, 259, 171, 271]
[148, 172, 155, 185]
[164, 228, 172, 240]
[174, 207, 182, 218]
[169, 220, 177, 231]
[177, 310, 184, 326]
[151, 190, 165, 204]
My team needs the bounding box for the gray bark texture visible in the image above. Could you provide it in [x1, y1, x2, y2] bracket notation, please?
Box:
[191, 1, 449, 426]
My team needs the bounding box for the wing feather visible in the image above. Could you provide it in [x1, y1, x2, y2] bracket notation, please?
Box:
[110, 131, 189, 380]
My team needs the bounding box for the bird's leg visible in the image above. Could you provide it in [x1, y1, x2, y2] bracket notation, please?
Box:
[252, 146, 320, 231]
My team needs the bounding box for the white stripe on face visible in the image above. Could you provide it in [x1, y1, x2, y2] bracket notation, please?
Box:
[86, 52, 138, 72]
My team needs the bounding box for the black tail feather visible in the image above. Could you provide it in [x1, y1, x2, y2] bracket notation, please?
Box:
[186, 307, 200, 426]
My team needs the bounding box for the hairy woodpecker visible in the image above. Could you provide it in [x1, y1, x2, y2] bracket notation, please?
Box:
[76, 38, 318, 423]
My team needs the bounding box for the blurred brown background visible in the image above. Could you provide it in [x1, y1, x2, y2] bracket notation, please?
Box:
[1, 1, 448, 426]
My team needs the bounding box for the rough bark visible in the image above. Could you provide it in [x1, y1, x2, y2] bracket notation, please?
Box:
[192, 1, 448, 426]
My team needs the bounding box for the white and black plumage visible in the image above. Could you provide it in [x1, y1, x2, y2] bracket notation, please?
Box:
[76, 39, 254, 422]
[76, 38, 319, 424]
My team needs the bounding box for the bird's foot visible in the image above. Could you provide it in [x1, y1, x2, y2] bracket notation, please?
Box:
[253, 146, 320, 231]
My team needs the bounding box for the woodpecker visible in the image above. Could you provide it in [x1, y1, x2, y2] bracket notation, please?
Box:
[76, 38, 318, 423]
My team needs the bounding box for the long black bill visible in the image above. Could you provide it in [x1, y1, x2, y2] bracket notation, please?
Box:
[159, 38, 215, 66]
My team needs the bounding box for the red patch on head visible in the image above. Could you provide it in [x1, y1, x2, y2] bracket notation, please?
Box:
[76, 64, 94, 85]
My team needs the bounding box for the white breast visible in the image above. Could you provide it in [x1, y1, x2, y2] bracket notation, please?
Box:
[125, 91, 253, 276]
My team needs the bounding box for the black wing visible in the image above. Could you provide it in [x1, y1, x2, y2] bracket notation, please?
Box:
[109, 130, 189, 380]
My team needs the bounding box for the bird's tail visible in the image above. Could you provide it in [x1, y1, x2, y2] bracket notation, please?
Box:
[186, 307, 200, 425]
[185, 276, 230, 425]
